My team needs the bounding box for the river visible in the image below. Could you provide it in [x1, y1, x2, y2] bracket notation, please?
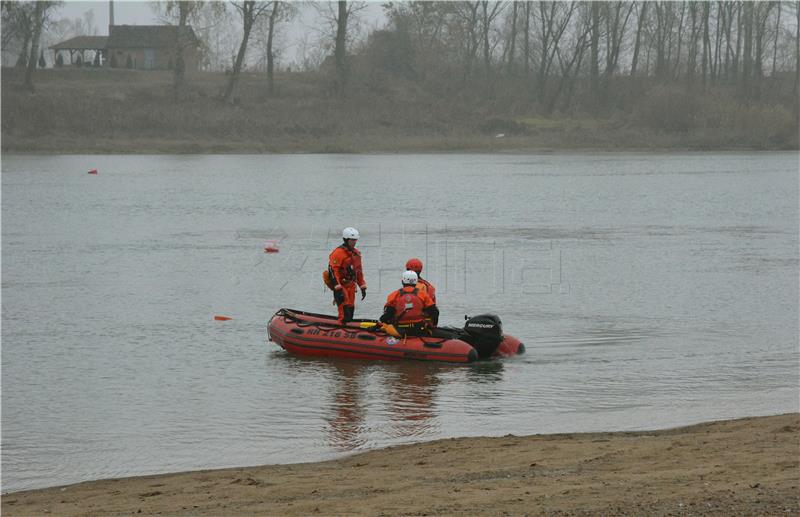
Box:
[2, 152, 798, 492]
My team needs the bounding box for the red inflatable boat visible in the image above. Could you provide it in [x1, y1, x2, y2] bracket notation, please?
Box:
[268, 308, 525, 363]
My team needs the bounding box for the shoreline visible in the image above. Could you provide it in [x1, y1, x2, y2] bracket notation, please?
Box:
[3, 413, 798, 516]
[3, 137, 796, 156]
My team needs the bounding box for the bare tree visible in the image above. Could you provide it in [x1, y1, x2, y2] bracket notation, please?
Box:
[152, 2, 228, 95]
[334, 0, 348, 92]
[535, 1, 577, 96]
[224, 0, 272, 104]
[505, 1, 517, 75]
[313, 1, 366, 94]
[255, 1, 296, 94]
[686, 1, 700, 87]
[24, 1, 60, 92]
[670, 2, 686, 80]
[795, 1, 799, 97]
[602, 1, 634, 101]
[2, 2, 36, 68]
[174, 1, 192, 101]
[267, 2, 282, 95]
[479, 0, 504, 79]
[630, 1, 649, 77]
[771, 1, 782, 78]
[742, 0, 754, 98]
[720, 1, 736, 81]
[712, 1, 723, 83]
[197, 4, 236, 71]
[266, 2, 280, 92]
[452, 1, 481, 79]
[1, 2, 20, 49]
[589, 0, 600, 95]
[753, 1, 776, 97]
[651, 1, 686, 81]
[702, 1, 711, 88]
[547, 4, 592, 113]
[523, 1, 531, 76]
[381, 1, 451, 82]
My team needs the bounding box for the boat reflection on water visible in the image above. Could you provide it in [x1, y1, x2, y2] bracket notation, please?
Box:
[326, 359, 369, 450]
[271, 354, 506, 451]
[381, 361, 442, 439]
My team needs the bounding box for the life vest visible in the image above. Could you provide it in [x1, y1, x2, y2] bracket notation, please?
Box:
[389, 286, 426, 324]
[328, 244, 363, 286]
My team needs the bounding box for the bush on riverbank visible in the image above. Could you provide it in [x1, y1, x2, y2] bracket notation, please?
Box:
[2, 67, 797, 153]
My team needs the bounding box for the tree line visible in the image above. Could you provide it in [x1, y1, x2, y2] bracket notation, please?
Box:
[372, 1, 799, 111]
[3, 1, 799, 110]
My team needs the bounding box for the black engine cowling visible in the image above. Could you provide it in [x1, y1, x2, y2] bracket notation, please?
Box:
[462, 314, 503, 359]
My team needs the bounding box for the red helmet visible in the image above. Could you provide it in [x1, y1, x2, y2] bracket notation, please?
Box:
[405, 258, 423, 273]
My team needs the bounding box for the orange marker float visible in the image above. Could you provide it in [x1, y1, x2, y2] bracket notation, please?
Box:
[263, 239, 279, 253]
[214, 315, 232, 321]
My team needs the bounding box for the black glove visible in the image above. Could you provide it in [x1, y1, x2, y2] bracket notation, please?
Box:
[424, 305, 440, 327]
[360, 286, 367, 300]
[333, 289, 345, 304]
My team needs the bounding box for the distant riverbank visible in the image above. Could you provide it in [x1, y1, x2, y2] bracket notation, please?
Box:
[2, 68, 797, 154]
[3, 414, 798, 516]
[5, 133, 778, 155]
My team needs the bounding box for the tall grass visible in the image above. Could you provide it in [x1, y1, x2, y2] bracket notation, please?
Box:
[2, 67, 797, 153]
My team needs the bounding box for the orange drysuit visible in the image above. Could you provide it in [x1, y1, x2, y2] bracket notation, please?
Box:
[328, 244, 366, 322]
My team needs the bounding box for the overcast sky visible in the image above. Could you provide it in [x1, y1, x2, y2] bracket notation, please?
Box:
[60, 0, 386, 27]
[61, 0, 157, 27]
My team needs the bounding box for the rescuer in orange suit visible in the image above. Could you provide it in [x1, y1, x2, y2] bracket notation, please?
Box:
[379, 271, 439, 336]
[328, 227, 367, 323]
[405, 258, 437, 325]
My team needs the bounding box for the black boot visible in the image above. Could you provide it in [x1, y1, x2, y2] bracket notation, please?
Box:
[342, 305, 355, 323]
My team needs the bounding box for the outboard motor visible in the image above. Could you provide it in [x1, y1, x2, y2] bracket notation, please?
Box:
[462, 314, 503, 359]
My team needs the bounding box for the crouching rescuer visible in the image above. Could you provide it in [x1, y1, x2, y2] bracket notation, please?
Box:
[324, 227, 367, 323]
[379, 271, 439, 336]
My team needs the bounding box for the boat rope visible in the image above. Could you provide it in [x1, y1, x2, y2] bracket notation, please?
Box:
[273, 308, 451, 345]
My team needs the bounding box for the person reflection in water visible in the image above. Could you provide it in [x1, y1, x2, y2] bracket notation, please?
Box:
[385, 363, 440, 429]
[325, 361, 508, 450]
[326, 361, 368, 450]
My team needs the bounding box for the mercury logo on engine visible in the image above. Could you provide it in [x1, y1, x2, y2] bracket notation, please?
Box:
[467, 323, 495, 328]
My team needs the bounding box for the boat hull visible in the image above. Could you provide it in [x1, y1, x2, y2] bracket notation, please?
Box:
[268, 309, 524, 363]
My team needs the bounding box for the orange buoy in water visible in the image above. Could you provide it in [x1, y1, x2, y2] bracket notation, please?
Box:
[263, 240, 279, 253]
[214, 315, 232, 321]
[88, 168, 98, 175]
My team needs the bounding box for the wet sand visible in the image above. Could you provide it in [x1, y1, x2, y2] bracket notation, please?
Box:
[3, 413, 798, 516]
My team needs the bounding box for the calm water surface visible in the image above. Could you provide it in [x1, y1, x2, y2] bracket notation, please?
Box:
[2, 153, 798, 492]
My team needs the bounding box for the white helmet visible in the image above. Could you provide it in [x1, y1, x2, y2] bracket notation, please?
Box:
[402, 270, 418, 285]
[342, 227, 359, 240]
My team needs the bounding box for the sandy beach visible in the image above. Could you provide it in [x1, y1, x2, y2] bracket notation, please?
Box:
[2, 413, 798, 516]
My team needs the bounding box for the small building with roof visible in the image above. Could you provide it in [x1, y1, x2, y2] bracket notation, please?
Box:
[50, 25, 200, 71]
[51, 36, 109, 67]
[105, 25, 200, 70]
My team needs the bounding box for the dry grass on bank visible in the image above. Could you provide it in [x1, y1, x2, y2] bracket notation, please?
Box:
[2, 414, 798, 516]
[2, 67, 798, 153]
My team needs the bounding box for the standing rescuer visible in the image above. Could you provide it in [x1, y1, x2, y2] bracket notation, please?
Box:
[405, 258, 437, 325]
[380, 271, 439, 336]
[326, 227, 367, 323]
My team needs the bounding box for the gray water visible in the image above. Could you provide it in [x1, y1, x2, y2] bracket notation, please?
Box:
[2, 152, 798, 493]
